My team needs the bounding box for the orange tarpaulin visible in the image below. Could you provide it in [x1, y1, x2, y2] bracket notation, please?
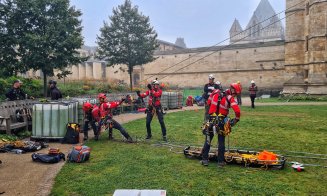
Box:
[258, 150, 277, 161]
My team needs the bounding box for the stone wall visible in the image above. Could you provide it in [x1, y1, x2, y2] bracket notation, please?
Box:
[284, 0, 327, 95]
[140, 41, 286, 90]
[60, 41, 286, 91]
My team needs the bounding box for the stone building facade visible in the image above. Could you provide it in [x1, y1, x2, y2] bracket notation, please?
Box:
[53, 40, 285, 91]
[143, 41, 285, 90]
[283, 0, 327, 95]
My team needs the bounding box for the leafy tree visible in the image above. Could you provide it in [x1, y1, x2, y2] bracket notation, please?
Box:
[0, 0, 84, 96]
[97, 0, 158, 91]
[56, 69, 72, 85]
[0, 0, 27, 76]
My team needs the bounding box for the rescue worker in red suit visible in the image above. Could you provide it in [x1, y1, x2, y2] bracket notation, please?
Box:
[98, 93, 133, 142]
[82, 102, 99, 141]
[203, 74, 219, 121]
[137, 80, 167, 141]
[249, 80, 258, 109]
[201, 83, 241, 167]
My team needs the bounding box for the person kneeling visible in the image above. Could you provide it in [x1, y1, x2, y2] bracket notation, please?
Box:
[98, 93, 133, 142]
[82, 102, 99, 141]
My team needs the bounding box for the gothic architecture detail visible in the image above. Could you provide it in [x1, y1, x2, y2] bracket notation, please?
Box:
[175, 37, 187, 48]
[229, 0, 285, 44]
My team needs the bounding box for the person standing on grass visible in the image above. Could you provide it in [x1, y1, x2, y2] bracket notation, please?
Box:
[249, 80, 258, 108]
[236, 81, 242, 105]
[201, 83, 241, 167]
[98, 93, 133, 142]
[137, 79, 167, 142]
[203, 74, 219, 121]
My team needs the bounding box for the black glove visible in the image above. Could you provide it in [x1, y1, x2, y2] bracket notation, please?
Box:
[136, 90, 141, 96]
[147, 84, 152, 90]
[230, 118, 239, 127]
[120, 98, 126, 104]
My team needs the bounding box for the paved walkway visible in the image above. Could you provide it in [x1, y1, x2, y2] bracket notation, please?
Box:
[1, 99, 327, 195]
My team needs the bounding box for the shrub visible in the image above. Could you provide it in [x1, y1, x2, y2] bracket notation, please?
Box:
[0, 76, 42, 101]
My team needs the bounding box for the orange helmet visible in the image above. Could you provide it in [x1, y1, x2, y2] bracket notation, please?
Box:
[230, 83, 241, 95]
[82, 102, 93, 112]
[98, 93, 106, 100]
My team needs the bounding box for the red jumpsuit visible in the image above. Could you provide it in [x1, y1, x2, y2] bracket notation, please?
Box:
[207, 89, 240, 120]
[99, 101, 121, 118]
[139, 89, 162, 107]
[139, 88, 166, 138]
[98, 100, 131, 140]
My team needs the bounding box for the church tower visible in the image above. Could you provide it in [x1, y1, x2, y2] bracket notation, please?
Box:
[229, 0, 284, 44]
[175, 37, 187, 48]
[283, 0, 327, 94]
[229, 19, 243, 42]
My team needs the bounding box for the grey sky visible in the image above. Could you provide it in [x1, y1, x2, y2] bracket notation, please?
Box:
[70, 0, 285, 48]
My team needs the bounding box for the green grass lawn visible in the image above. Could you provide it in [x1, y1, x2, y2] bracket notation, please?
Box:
[256, 96, 327, 103]
[256, 97, 281, 103]
[52, 105, 327, 196]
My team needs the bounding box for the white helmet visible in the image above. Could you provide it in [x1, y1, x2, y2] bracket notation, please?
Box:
[251, 80, 255, 84]
[208, 74, 215, 80]
[152, 80, 160, 85]
[215, 81, 221, 85]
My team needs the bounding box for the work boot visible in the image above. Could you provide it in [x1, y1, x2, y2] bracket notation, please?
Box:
[109, 130, 113, 140]
[201, 159, 209, 166]
[217, 161, 226, 168]
[163, 136, 167, 142]
[145, 135, 152, 140]
[126, 137, 134, 143]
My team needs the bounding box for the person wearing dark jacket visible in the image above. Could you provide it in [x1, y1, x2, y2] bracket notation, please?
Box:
[203, 74, 219, 120]
[5, 80, 33, 101]
[49, 80, 62, 100]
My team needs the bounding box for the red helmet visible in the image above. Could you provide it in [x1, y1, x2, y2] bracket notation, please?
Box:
[230, 83, 241, 95]
[82, 102, 93, 112]
[98, 93, 106, 100]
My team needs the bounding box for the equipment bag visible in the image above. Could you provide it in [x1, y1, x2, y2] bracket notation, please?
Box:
[61, 123, 80, 144]
[67, 145, 91, 163]
[31, 152, 65, 163]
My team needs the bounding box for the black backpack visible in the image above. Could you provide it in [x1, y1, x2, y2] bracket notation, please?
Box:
[61, 123, 80, 144]
[31, 153, 65, 163]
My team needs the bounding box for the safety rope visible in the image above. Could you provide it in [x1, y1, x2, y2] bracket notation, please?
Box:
[142, 0, 308, 83]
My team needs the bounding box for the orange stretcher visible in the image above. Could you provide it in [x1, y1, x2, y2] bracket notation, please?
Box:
[184, 146, 286, 169]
